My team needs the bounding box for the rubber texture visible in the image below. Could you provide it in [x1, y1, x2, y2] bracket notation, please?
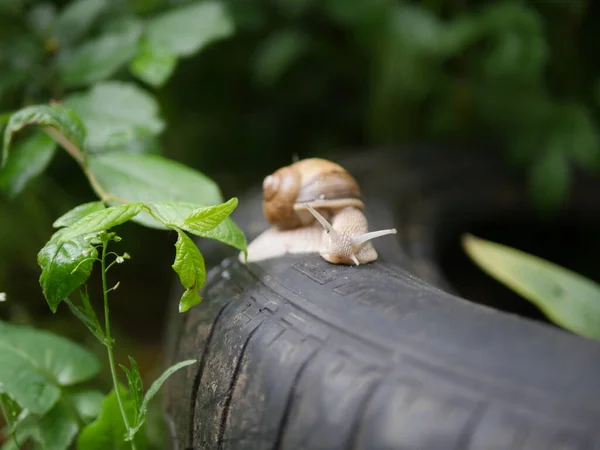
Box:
[163, 147, 600, 450]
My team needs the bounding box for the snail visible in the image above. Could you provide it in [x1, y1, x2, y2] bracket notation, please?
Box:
[242, 158, 397, 265]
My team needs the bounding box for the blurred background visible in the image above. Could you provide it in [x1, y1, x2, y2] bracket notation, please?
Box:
[1, 0, 599, 405]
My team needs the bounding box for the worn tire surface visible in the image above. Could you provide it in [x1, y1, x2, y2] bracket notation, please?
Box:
[163, 147, 600, 450]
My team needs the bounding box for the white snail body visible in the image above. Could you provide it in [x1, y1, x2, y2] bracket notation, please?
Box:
[242, 158, 397, 265]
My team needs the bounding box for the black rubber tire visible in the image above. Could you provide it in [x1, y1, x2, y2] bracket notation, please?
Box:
[163, 147, 600, 450]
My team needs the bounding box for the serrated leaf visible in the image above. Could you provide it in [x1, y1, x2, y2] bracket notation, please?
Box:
[129, 360, 196, 437]
[146, 1, 234, 57]
[78, 385, 147, 450]
[463, 234, 600, 340]
[2, 104, 86, 168]
[38, 400, 79, 450]
[0, 321, 100, 415]
[530, 149, 569, 215]
[54, 0, 108, 45]
[0, 131, 57, 198]
[53, 202, 106, 228]
[38, 236, 98, 312]
[57, 203, 144, 242]
[172, 230, 205, 313]
[87, 152, 222, 227]
[184, 197, 238, 232]
[57, 18, 142, 87]
[130, 40, 177, 87]
[65, 82, 164, 152]
[119, 357, 142, 426]
[68, 390, 105, 422]
[148, 201, 246, 252]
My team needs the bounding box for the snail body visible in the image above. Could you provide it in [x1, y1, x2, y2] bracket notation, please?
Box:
[243, 158, 397, 265]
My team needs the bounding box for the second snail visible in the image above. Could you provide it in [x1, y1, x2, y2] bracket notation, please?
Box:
[241, 158, 397, 265]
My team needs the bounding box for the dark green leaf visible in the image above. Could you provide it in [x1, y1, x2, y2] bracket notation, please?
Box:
[0, 321, 100, 414]
[119, 357, 143, 426]
[146, 1, 234, 57]
[0, 131, 56, 198]
[78, 385, 147, 450]
[53, 202, 106, 228]
[38, 236, 98, 312]
[54, 0, 108, 45]
[0, 414, 37, 450]
[148, 202, 247, 252]
[253, 29, 309, 86]
[0, 393, 24, 434]
[57, 203, 144, 241]
[463, 234, 600, 340]
[68, 390, 105, 422]
[529, 149, 569, 215]
[184, 197, 238, 232]
[130, 40, 177, 87]
[88, 152, 222, 227]
[65, 82, 164, 152]
[65, 296, 105, 342]
[172, 230, 205, 312]
[2, 104, 86, 167]
[57, 18, 142, 87]
[38, 400, 79, 450]
[130, 360, 196, 436]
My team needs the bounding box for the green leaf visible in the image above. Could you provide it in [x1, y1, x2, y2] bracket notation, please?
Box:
[530, 149, 569, 215]
[463, 234, 600, 340]
[57, 18, 142, 87]
[54, 0, 108, 45]
[184, 197, 238, 232]
[2, 104, 86, 167]
[38, 400, 79, 450]
[172, 230, 205, 312]
[78, 385, 147, 450]
[0, 414, 37, 450]
[65, 82, 164, 152]
[130, 40, 177, 87]
[38, 237, 98, 313]
[194, 217, 247, 254]
[148, 202, 247, 252]
[0, 393, 24, 434]
[87, 152, 222, 227]
[0, 131, 57, 198]
[0, 321, 100, 414]
[68, 390, 105, 422]
[53, 202, 106, 228]
[253, 29, 310, 86]
[179, 288, 201, 314]
[57, 203, 144, 242]
[119, 357, 143, 425]
[65, 291, 105, 342]
[130, 360, 196, 436]
[146, 1, 234, 57]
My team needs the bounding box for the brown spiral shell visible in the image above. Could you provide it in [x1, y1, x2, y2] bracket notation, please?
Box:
[262, 158, 364, 229]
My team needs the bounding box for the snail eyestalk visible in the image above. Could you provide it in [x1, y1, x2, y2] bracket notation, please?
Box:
[352, 229, 397, 246]
[303, 203, 339, 240]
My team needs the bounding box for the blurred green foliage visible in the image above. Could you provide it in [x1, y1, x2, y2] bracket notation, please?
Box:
[1, 0, 599, 397]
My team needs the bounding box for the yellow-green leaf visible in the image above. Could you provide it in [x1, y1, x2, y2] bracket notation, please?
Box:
[462, 234, 600, 340]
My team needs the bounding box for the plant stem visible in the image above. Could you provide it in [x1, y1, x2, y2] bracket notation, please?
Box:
[101, 241, 136, 450]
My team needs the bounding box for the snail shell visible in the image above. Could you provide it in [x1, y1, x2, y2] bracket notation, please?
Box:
[262, 158, 364, 230]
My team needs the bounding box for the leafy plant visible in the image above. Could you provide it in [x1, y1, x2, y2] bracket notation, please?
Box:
[0, 101, 247, 447]
[0, 0, 246, 448]
[463, 234, 600, 341]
